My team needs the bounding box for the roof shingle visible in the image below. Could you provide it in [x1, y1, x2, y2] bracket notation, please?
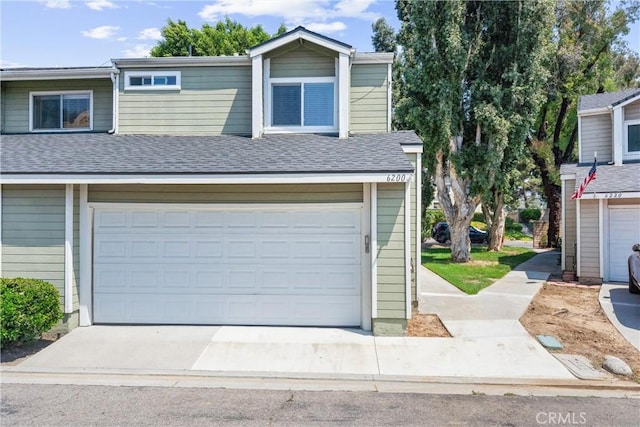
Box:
[560, 162, 640, 193]
[578, 89, 640, 112]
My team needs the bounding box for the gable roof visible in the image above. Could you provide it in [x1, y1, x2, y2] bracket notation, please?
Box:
[578, 88, 640, 112]
[560, 162, 640, 193]
[249, 26, 353, 58]
[0, 132, 417, 179]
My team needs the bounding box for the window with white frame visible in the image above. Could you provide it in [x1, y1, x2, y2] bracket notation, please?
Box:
[625, 120, 640, 159]
[268, 78, 336, 132]
[124, 71, 181, 90]
[30, 91, 92, 131]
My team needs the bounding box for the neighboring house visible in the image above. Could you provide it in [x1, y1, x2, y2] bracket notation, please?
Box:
[560, 89, 640, 284]
[0, 27, 422, 336]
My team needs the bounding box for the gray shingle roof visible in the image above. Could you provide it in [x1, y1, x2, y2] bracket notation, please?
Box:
[0, 132, 418, 176]
[560, 162, 640, 193]
[578, 89, 640, 112]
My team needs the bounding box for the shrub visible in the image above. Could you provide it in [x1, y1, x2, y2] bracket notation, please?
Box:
[423, 209, 446, 236]
[472, 212, 485, 223]
[505, 218, 523, 232]
[1, 277, 62, 347]
[520, 208, 542, 223]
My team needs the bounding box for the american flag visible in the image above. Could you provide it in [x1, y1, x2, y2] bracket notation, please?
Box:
[571, 158, 597, 200]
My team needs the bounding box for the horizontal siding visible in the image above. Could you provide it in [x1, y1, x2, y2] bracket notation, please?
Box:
[1, 185, 66, 307]
[269, 45, 335, 78]
[580, 115, 612, 163]
[88, 184, 363, 204]
[563, 179, 577, 271]
[350, 64, 388, 133]
[1, 79, 113, 133]
[579, 199, 600, 278]
[118, 67, 251, 135]
[377, 183, 406, 318]
[409, 155, 417, 302]
[625, 100, 640, 121]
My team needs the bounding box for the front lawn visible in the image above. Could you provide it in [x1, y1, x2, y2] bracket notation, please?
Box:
[422, 246, 537, 294]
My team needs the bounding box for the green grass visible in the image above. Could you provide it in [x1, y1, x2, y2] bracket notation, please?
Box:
[422, 246, 537, 295]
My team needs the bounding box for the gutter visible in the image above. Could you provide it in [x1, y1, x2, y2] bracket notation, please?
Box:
[108, 68, 119, 134]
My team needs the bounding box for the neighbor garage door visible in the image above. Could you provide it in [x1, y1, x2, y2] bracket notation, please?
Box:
[608, 205, 640, 282]
[93, 205, 362, 326]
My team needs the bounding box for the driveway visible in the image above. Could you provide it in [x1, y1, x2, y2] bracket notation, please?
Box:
[599, 283, 640, 352]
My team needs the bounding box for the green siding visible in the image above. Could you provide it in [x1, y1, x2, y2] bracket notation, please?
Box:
[1, 79, 113, 133]
[1, 185, 66, 307]
[118, 67, 251, 135]
[88, 184, 364, 203]
[73, 185, 80, 312]
[409, 154, 417, 303]
[269, 44, 336, 78]
[376, 183, 406, 319]
[579, 199, 600, 278]
[350, 64, 388, 133]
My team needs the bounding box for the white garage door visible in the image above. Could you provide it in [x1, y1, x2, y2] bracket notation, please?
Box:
[93, 205, 362, 326]
[608, 206, 640, 282]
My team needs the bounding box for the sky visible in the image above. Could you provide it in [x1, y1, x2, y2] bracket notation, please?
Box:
[0, 0, 638, 69]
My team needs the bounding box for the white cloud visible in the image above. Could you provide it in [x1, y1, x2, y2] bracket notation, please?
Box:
[40, 0, 71, 9]
[137, 27, 162, 41]
[86, 0, 119, 11]
[305, 21, 347, 34]
[117, 37, 128, 42]
[198, 0, 379, 25]
[81, 25, 120, 40]
[122, 44, 152, 58]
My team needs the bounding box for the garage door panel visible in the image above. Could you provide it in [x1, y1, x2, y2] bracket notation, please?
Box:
[609, 207, 640, 282]
[94, 206, 362, 326]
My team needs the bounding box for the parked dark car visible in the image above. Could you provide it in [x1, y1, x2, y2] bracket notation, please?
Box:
[432, 222, 488, 244]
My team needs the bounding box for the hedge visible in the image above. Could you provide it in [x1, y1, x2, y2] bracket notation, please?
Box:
[520, 208, 542, 223]
[1, 277, 62, 347]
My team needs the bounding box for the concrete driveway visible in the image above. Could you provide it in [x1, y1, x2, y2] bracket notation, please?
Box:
[5, 325, 574, 381]
[599, 283, 640, 352]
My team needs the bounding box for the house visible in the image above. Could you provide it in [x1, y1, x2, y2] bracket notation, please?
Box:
[560, 88, 640, 284]
[0, 27, 423, 336]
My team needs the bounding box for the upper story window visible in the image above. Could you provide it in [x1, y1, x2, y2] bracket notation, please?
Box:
[625, 120, 640, 160]
[124, 71, 181, 90]
[267, 77, 337, 133]
[30, 91, 92, 132]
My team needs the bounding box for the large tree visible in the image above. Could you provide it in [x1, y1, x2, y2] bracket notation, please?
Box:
[151, 18, 287, 57]
[396, 0, 553, 261]
[529, 0, 639, 248]
[371, 18, 397, 53]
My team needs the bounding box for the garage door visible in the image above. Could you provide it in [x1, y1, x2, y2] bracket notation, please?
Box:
[608, 206, 640, 282]
[93, 205, 362, 326]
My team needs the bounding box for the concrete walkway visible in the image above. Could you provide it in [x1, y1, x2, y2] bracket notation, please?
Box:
[0, 249, 580, 385]
[599, 283, 640, 352]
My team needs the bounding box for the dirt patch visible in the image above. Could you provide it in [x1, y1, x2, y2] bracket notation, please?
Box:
[406, 312, 452, 337]
[0, 332, 61, 366]
[520, 282, 640, 382]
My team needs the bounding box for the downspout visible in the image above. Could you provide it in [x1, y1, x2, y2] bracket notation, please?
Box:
[108, 68, 119, 134]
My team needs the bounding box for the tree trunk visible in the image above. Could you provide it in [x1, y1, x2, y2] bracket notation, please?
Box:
[487, 193, 506, 252]
[546, 184, 562, 248]
[449, 220, 472, 263]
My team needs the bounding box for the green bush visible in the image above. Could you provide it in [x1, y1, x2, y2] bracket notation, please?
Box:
[520, 208, 542, 223]
[423, 209, 446, 236]
[472, 212, 485, 223]
[505, 218, 523, 232]
[1, 277, 62, 347]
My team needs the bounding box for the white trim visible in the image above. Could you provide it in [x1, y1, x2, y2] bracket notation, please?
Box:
[108, 72, 118, 134]
[623, 119, 640, 161]
[29, 90, 93, 132]
[613, 107, 624, 165]
[387, 63, 392, 132]
[560, 173, 577, 180]
[352, 52, 394, 64]
[561, 179, 566, 271]
[578, 115, 583, 164]
[123, 70, 181, 91]
[415, 154, 422, 297]
[404, 180, 411, 320]
[614, 94, 640, 109]
[0, 184, 2, 277]
[113, 56, 250, 68]
[576, 199, 581, 277]
[249, 30, 353, 57]
[362, 183, 372, 331]
[338, 52, 350, 138]
[401, 145, 423, 154]
[370, 183, 378, 318]
[570, 191, 640, 200]
[1, 68, 117, 81]
[88, 202, 363, 211]
[0, 172, 414, 185]
[78, 184, 92, 326]
[252, 55, 263, 139]
[64, 184, 74, 314]
[578, 107, 610, 117]
[598, 199, 604, 280]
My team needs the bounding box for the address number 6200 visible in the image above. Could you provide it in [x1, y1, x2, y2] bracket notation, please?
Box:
[386, 174, 408, 182]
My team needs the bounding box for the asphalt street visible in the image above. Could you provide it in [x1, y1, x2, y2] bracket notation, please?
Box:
[2, 384, 639, 426]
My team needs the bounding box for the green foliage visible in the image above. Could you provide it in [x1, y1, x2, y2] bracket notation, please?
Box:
[1, 277, 62, 346]
[423, 209, 445, 237]
[371, 18, 397, 53]
[473, 212, 485, 223]
[151, 18, 286, 57]
[520, 208, 542, 223]
[422, 246, 537, 294]
[505, 217, 523, 232]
